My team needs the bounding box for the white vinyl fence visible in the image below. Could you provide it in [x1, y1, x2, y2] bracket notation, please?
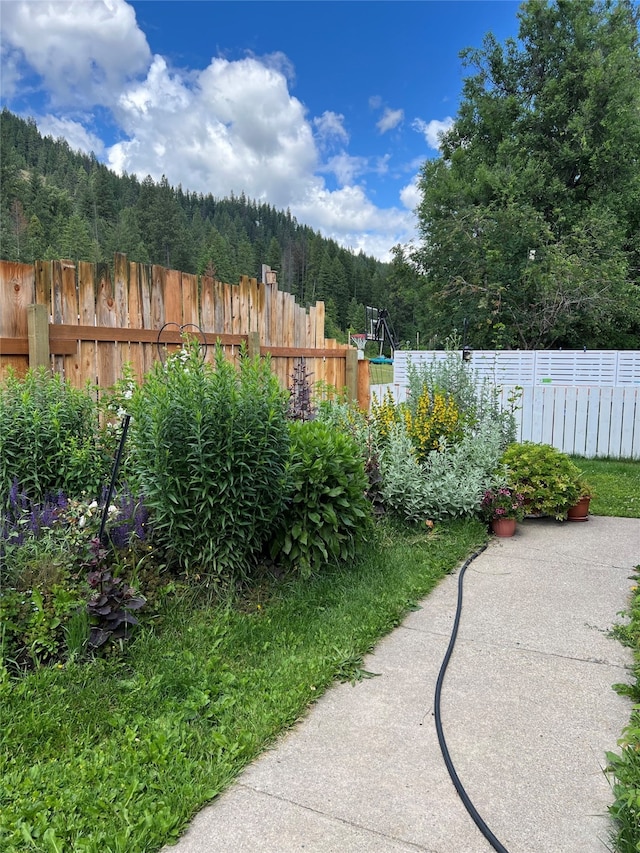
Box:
[371, 350, 640, 459]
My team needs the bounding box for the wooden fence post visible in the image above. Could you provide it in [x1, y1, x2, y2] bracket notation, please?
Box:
[27, 304, 49, 370]
[345, 347, 358, 403]
[357, 358, 370, 411]
[247, 331, 261, 359]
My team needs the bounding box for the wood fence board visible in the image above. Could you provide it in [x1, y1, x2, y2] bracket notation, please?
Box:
[113, 253, 131, 383]
[164, 269, 182, 328]
[182, 273, 199, 328]
[78, 261, 97, 388]
[223, 283, 233, 335]
[138, 264, 155, 375]
[200, 275, 214, 331]
[51, 261, 65, 377]
[0, 256, 361, 408]
[60, 260, 81, 386]
[314, 301, 325, 346]
[212, 280, 224, 335]
[96, 262, 116, 389]
[0, 261, 34, 379]
[127, 262, 144, 382]
[249, 278, 259, 333]
[34, 260, 49, 308]
[232, 282, 242, 336]
[263, 282, 272, 346]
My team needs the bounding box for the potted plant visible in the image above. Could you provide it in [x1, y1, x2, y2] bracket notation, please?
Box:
[479, 485, 526, 537]
[567, 477, 595, 522]
[501, 442, 582, 520]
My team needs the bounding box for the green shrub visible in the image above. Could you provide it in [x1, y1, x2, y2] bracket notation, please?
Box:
[129, 344, 290, 584]
[0, 368, 106, 506]
[406, 352, 517, 448]
[501, 442, 581, 519]
[380, 419, 504, 523]
[378, 423, 431, 524]
[271, 420, 372, 577]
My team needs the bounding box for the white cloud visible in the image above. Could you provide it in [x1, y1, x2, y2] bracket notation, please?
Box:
[376, 107, 404, 134]
[322, 153, 368, 186]
[0, 0, 417, 260]
[109, 55, 318, 209]
[0, 0, 151, 106]
[313, 111, 349, 146]
[400, 177, 422, 212]
[412, 116, 454, 150]
[36, 115, 105, 156]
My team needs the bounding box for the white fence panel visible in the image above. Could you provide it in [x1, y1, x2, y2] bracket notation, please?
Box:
[395, 350, 640, 387]
[373, 381, 640, 459]
[500, 385, 639, 458]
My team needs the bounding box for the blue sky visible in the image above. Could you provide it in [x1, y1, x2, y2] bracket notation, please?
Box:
[1, 0, 521, 259]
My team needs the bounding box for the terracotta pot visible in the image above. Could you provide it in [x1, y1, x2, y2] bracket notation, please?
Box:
[567, 496, 591, 522]
[491, 517, 517, 537]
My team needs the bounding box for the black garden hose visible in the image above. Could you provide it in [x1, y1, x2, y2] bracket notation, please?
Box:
[433, 543, 511, 853]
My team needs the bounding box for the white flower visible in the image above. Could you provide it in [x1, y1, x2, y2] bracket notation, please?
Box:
[79, 516, 86, 528]
[108, 505, 117, 515]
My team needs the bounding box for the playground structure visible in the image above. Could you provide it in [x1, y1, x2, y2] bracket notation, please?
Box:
[365, 306, 399, 359]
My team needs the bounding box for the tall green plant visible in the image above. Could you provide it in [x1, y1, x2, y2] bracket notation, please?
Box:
[406, 352, 516, 448]
[271, 420, 372, 577]
[0, 367, 106, 507]
[129, 344, 290, 584]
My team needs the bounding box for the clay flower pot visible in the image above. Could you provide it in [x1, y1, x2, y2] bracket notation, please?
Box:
[491, 517, 517, 537]
[567, 496, 591, 522]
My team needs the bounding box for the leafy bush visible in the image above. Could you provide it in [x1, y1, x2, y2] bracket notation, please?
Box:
[380, 418, 504, 523]
[270, 420, 372, 577]
[378, 423, 431, 524]
[404, 387, 461, 459]
[501, 442, 581, 519]
[406, 352, 517, 448]
[370, 387, 402, 440]
[0, 368, 107, 507]
[129, 344, 290, 584]
[1, 488, 150, 670]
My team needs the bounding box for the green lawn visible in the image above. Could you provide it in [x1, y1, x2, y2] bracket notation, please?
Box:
[570, 457, 640, 517]
[3, 456, 638, 853]
[0, 518, 486, 853]
[368, 361, 394, 385]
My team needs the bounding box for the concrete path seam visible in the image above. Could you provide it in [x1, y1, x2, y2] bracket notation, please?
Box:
[233, 783, 442, 853]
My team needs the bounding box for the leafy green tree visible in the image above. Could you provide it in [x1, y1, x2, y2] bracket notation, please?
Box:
[416, 0, 640, 349]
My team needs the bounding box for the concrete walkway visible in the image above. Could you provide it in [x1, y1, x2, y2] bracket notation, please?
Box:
[166, 516, 639, 853]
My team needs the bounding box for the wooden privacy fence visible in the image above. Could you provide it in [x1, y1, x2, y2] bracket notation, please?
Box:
[0, 255, 369, 407]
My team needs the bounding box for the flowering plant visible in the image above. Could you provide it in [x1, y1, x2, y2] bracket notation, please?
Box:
[479, 485, 526, 522]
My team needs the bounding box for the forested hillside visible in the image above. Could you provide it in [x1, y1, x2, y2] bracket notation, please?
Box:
[0, 109, 404, 340]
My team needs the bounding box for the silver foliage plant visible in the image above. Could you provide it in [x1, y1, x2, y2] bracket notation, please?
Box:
[381, 352, 516, 522]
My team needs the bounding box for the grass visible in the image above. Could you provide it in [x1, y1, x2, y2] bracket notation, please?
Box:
[581, 457, 640, 851]
[0, 518, 486, 853]
[368, 361, 394, 385]
[608, 566, 640, 853]
[570, 457, 640, 518]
